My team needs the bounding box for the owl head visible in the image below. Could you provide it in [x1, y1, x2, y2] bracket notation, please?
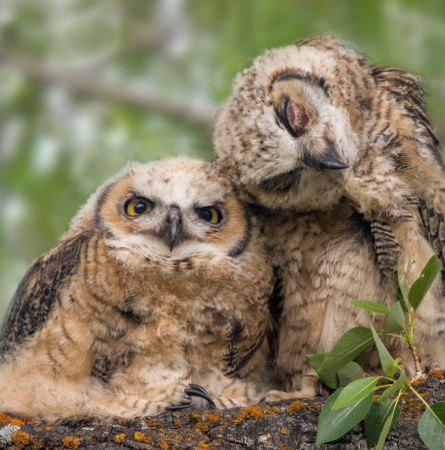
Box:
[213, 36, 436, 212]
[71, 157, 252, 271]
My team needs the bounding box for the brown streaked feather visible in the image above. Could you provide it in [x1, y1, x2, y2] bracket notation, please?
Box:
[91, 350, 135, 383]
[369, 220, 401, 277]
[371, 65, 443, 166]
[267, 267, 284, 360]
[419, 201, 445, 289]
[0, 232, 90, 356]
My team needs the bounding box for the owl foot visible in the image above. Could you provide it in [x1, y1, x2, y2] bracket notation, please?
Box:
[165, 400, 192, 411]
[184, 384, 216, 408]
[166, 384, 215, 411]
[265, 386, 317, 403]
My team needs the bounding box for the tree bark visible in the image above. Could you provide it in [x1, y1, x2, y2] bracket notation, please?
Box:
[0, 373, 443, 449]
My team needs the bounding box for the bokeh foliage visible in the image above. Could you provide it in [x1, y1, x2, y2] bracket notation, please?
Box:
[1, 0, 444, 317]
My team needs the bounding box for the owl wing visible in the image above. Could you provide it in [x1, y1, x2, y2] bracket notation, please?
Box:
[371, 66, 445, 276]
[371, 65, 443, 167]
[0, 232, 90, 356]
[418, 203, 445, 284]
[223, 273, 280, 377]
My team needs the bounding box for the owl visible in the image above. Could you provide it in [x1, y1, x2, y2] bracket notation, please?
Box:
[0, 156, 275, 421]
[213, 36, 445, 399]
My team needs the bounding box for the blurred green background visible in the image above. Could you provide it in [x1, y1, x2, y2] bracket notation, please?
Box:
[1, 0, 445, 319]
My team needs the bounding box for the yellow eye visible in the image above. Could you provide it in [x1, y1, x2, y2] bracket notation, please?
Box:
[197, 206, 223, 225]
[124, 197, 153, 217]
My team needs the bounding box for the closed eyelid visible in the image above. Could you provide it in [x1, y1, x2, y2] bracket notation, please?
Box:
[270, 70, 329, 94]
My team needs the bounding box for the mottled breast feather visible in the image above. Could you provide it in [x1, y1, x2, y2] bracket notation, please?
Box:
[0, 232, 89, 357]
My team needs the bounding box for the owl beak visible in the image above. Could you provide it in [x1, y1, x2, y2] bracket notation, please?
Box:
[165, 207, 183, 252]
[303, 139, 349, 170]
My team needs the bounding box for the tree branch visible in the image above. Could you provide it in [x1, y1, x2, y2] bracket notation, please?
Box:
[1, 373, 444, 449]
[2, 50, 215, 129]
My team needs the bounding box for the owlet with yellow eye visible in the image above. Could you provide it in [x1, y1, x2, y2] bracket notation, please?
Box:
[0, 156, 274, 422]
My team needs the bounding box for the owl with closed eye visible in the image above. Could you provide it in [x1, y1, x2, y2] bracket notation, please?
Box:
[0, 156, 274, 421]
[214, 36, 445, 399]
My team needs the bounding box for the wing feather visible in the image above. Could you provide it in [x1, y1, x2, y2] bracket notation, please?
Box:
[419, 202, 445, 288]
[0, 232, 90, 356]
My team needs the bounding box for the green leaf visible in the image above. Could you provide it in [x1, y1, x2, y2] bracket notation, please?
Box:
[365, 400, 401, 448]
[318, 327, 373, 389]
[371, 325, 394, 376]
[378, 370, 407, 403]
[354, 345, 373, 367]
[397, 268, 409, 309]
[306, 352, 328, 372]
[337, 361, 364, 387]
[350, 300, 389, 314]
[396, 286, 408, 312]
[333, 376, 380, 410]
[418, 401, 445, 450]
[385, 302, 405, 333]
[408, 255, 442, 311]
[376, 401, 401, 450]
[316, 388, 373, 446]
[388, 357, 402, 378]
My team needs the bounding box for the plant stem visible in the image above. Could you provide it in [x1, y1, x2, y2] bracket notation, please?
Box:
[402, 311, 423, 379]
[407, 340, 422, 377]
[385, 333, 405, 341]
[408, 382, 431, 411]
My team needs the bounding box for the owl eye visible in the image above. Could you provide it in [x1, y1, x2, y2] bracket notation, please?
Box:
[124, 197, 154, 217]
[276, 95, 308, 138]
[196, 206, 223, 225]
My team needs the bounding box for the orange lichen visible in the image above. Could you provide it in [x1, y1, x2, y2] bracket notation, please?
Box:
[159, 442, 169, 450]
[173, 418, 182, 426]
[246, 405, 264, 419]
[115, 433, 126, 442]
[206, 412, 223, 421]
[11, 431, 31, 445]
[144, 417, 165, 429]
[10, 418, 25, 426]
[193, 411, 225, 432]
[280, 427, 290, 435]
[429, 368, 445, 379]
[287, 400, 305, 413]
[62, 435, 81, 448]
[231, 405, 264, 425]
[0, 412, 24, 426]
[134, 431, 151, 443]
[265, 405, 281, 415]
[197, 440, 211, 449]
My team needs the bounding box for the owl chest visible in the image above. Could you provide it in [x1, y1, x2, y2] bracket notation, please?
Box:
[100, 286, 241, 349]
[264, 211, 384, 305]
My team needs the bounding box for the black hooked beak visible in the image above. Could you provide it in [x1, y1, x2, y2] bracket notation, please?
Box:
[303, 139, 350, 171]
[164, 207, 183, 251]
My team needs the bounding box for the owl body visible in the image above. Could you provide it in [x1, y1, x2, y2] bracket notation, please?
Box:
[214, 36, 445, 396]
[253, 204, 397, 393]
[0, 157, 274, 421]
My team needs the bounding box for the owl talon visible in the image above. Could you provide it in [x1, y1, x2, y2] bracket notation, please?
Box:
[165, 400, 192, 411]
[184, 384, 216, 407]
